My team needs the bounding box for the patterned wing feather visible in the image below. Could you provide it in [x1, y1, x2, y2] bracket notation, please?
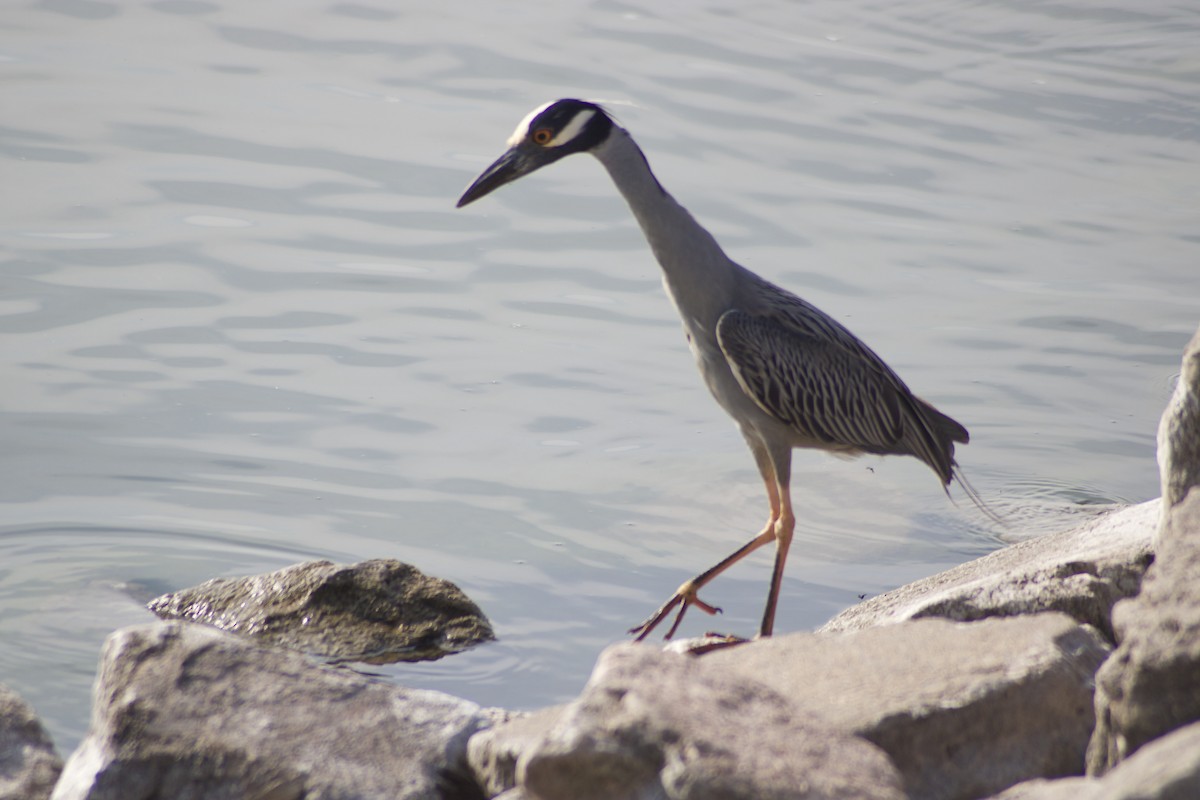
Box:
[716, 310, 903, 446]
[716, 307, 962, 484]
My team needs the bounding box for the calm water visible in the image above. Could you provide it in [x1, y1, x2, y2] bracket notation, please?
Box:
[2, 1, 1196, 753]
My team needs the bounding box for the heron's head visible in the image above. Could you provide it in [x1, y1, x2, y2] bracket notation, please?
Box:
[456, 99, 614, 208]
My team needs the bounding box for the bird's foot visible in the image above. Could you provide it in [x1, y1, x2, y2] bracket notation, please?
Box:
[627, 581, 722, 642]
[685, 633, 752, 655]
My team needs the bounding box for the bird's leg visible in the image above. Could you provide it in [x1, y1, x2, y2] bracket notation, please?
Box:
[628, 525, 777, 641]
[757, 482, 795, 638]
[629, 470, 784, 641]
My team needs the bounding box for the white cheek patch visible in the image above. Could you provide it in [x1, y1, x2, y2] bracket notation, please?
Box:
[548, 110, 595, 147]
[507, 101, 554, 146]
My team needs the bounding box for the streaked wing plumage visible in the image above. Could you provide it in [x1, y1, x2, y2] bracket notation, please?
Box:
[716, 309, 904, 448]
[717, 288, 965, 485]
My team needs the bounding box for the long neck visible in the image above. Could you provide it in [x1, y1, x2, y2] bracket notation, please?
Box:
[591, 126, 737, 328]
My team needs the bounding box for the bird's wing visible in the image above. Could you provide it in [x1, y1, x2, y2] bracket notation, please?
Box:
[716, 308, 906, 451]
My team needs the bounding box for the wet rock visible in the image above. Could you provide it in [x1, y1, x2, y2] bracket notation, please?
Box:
[993, 720, 1200, 800]
[148, 558, 494, 663]
[0, 684, 62, 800]
[707, 614, 1110, 800]
[471, 643, 904, 800]
[1157, 324, 1200, 515]
[819, 501, 1156, 642]
[50, 621, 493, 800]
[1087, 488, 1200, 774]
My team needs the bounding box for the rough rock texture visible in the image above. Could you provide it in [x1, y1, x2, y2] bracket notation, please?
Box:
[1157, 324, 1200, 514]
[468, 707, 560, 799]
[988, 777, 1091, 800]
[1087, 489, 1200, 774]
[148, 558, 494, 663]
[707, 614, 1111, 800]
[0, 684, 62, 800]
[993, 721, 1200, 800]
[820, 501, 1157, 642]
[50, 621, 493, 800]
[470, 643, 905, 800]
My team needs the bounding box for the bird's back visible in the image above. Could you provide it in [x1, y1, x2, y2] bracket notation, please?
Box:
[719, 268, 968, 486]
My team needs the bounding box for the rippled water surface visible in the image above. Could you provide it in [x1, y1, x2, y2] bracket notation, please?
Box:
[2, 1, 1197, 752]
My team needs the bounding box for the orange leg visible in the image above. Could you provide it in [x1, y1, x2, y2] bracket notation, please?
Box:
[757, 482, 795, 637]
[629, 459, 790, 641]
[627, 525, 775, 641]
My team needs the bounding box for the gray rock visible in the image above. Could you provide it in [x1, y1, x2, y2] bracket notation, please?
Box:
[1088, 488, 1200, 774]
[994, 720, 1200, 800]
[1081, 720, 1200, 799]
[50, 621, 493, 800]
[475, 643, 905, 800]
[148, 558, 494, 663]
[0, 684, 62, 800]
[820, 501, 1157, 642]
[467, 707, 560, 799]
[1158, 324, 1200, 514]
[987, 777, 1092, 800]
[707, 614, 1111, 800]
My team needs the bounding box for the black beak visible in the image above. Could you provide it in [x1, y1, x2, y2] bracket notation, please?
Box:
[456, 144, 550, 208]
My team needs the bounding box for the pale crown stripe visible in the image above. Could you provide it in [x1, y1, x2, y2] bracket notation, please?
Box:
[548, 110, 596, 146]
[507, 101, 554, 146]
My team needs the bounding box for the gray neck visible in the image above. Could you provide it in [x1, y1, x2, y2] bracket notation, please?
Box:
[591, 126, 737, 329]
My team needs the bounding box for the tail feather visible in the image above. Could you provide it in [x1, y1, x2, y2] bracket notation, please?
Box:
[904, 396, 968, 486]
[949, 463, 1005, 525]
[911, 397, 1003, 525]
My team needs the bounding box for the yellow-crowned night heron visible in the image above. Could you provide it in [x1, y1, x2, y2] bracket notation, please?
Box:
[457, 99, 989, 640]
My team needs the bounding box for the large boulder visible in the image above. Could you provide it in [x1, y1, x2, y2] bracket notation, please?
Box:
[148, 558, 494, 663]
[471, 615, 1109, 800]
[50, 621, 495, 800]
[992, 720, 1200, 800]
[0, 684, 62, 800]
[469, 643, 905, 800]
[1157, 324, 1200, 515]
[1087, 489, 1200, 774]
[819, 502, 1156, 642]
[707, 614, 1111, 800]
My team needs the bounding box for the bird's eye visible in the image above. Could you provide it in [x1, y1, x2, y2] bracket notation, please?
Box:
[531, 128, 553, 146]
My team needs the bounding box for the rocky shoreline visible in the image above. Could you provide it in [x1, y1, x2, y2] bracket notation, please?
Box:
[4, 327, 1197, 800]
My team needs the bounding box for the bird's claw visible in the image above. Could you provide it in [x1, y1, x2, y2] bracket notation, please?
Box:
[628, 582, 722, 642]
